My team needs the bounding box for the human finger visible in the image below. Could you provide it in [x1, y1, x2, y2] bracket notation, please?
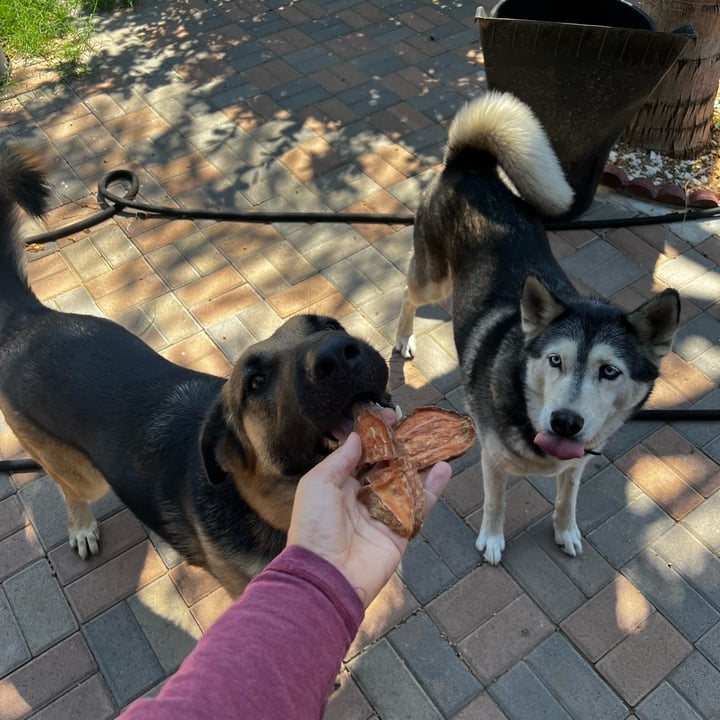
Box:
[301, 432, 362, 489]
[421, 461, 452, 519]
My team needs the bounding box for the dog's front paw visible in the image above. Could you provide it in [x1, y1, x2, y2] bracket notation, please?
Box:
[476, 529, 505, 565]
[394, 334, 416, 359]
[554, 524, 583, 558]
[69, 521, 100, 560]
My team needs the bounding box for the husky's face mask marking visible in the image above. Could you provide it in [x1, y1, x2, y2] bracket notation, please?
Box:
[524, 335, 652, 455]
[521, 276, 680, 460]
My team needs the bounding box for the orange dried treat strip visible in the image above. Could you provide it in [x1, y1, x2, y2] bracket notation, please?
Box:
[354, 404, 476, 540]
[394, 407, 476, 469]
[357, 457, 424, 540]
[353, 404, 395, 467]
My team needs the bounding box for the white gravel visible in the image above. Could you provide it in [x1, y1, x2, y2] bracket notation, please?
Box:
[609, 91, 720, 193]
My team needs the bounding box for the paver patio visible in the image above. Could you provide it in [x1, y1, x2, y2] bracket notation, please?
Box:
[1, 1, 719, 718]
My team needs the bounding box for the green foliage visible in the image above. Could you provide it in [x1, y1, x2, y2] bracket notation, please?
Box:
[82, 0, 134, 11]
[0, 0, 133, 79]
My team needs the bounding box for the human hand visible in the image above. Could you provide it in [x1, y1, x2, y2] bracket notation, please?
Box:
[287, 429, 452, 608]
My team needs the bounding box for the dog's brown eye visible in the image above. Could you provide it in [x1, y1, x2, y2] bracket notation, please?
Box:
[600, 365, 621, 380]
[548, 354, 562, 369]
[248, 374, 266, 393]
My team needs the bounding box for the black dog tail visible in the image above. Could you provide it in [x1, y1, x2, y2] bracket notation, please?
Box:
[0, 145, 49, 300]
[444, 91, 574, 218]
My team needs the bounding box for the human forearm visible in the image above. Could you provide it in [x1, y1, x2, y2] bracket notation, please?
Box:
[119, 546, 364, 720]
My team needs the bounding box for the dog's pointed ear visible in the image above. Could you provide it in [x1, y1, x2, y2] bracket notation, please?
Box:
[199, 400, 234, 486]
[520, 273, 566, 340]
[626, 288, 681, 366]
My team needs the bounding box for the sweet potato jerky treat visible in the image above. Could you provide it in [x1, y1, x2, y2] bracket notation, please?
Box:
[354, 405, 475, 539]
[352, 403, 395, 467]
[357, 457, 423, 540]
[394, 407, 476, 469]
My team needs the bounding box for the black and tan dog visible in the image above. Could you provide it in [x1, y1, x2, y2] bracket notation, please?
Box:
[0, 146, 390, 596]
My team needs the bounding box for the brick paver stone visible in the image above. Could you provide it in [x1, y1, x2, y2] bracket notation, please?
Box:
[188, 585, 234, 633]
[127, 575, 203, 673]
[696, 619, 720, 668]
[349, 639, 443, 720]
[47, 508, 147, 586]
[168, 561, 221, 606]
[450, 692, 508, 720]
[0, 525, 44, 582]
[0, 495, 27, 539]
[652, 524, 720, 611]
[388, 612, 482, 715]
[82, 602, 163, 707]
[418, 499, 480, 576]
[458, 594, 554, 685]
[669, 651, 720, 719]
[623, 548, 719, 642]
[561, 575, 653, 662]
[682, 489, 720, 554]
[643, 425, 720, 497]
[526, 633, 627, 720]
[17, 477, 68, 551]
[0, 472, 15, 501]
[502, 478, 554, 539]
[615, 446, 704, 520]
[441, 463, 484, 517]
[396, 535, 456, 604]
[0, 634, 95, 720]
[65, 541, 167, 622]
[28, 675, 115, 720]
[635, 682, 704, 720]
[489, 661, 573, 720]
[526, 515, 616, 597]
[596, 612, 692, 706]
[587, 493, 674, 569]
[0, 589, 31, 676]
[502, 532, 586, 623]
[346, 572, 418, 659]
[323, 670, 373, 720]
[4, 559, 77, 655]
[427, 563, 522, 643]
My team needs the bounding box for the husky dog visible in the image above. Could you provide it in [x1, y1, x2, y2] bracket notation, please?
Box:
[395, 91, 680, 565]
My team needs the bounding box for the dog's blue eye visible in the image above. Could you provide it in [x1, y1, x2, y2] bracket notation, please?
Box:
[548, 354, 562, 369]
[600, 365, 621, 380]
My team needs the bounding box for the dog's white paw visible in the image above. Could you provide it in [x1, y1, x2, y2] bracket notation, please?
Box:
[476, 529, 505, 565]
[554, 524, 583, 558]
[69, 521, 100, 560]
[394, 334, 416, 359]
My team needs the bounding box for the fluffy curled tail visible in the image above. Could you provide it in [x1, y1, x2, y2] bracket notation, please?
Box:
[446, 91, 573, 217]
[0, 145, 48, 289]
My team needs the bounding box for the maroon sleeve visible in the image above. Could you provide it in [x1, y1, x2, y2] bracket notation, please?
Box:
[119, 545, 365, 720]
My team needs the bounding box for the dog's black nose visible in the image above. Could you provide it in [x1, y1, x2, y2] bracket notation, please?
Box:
[308, 335, 362, 381]
[550, 410, 584, 438]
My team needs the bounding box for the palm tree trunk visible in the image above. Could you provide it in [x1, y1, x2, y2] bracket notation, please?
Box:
[623, 0, 720, 158]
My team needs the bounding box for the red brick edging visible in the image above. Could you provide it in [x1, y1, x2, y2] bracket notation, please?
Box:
[600, 165, 720, 208]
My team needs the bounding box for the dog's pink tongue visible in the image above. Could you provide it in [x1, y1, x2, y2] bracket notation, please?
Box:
[534, 432, 585, 460]
[330, 418, 354, 443]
